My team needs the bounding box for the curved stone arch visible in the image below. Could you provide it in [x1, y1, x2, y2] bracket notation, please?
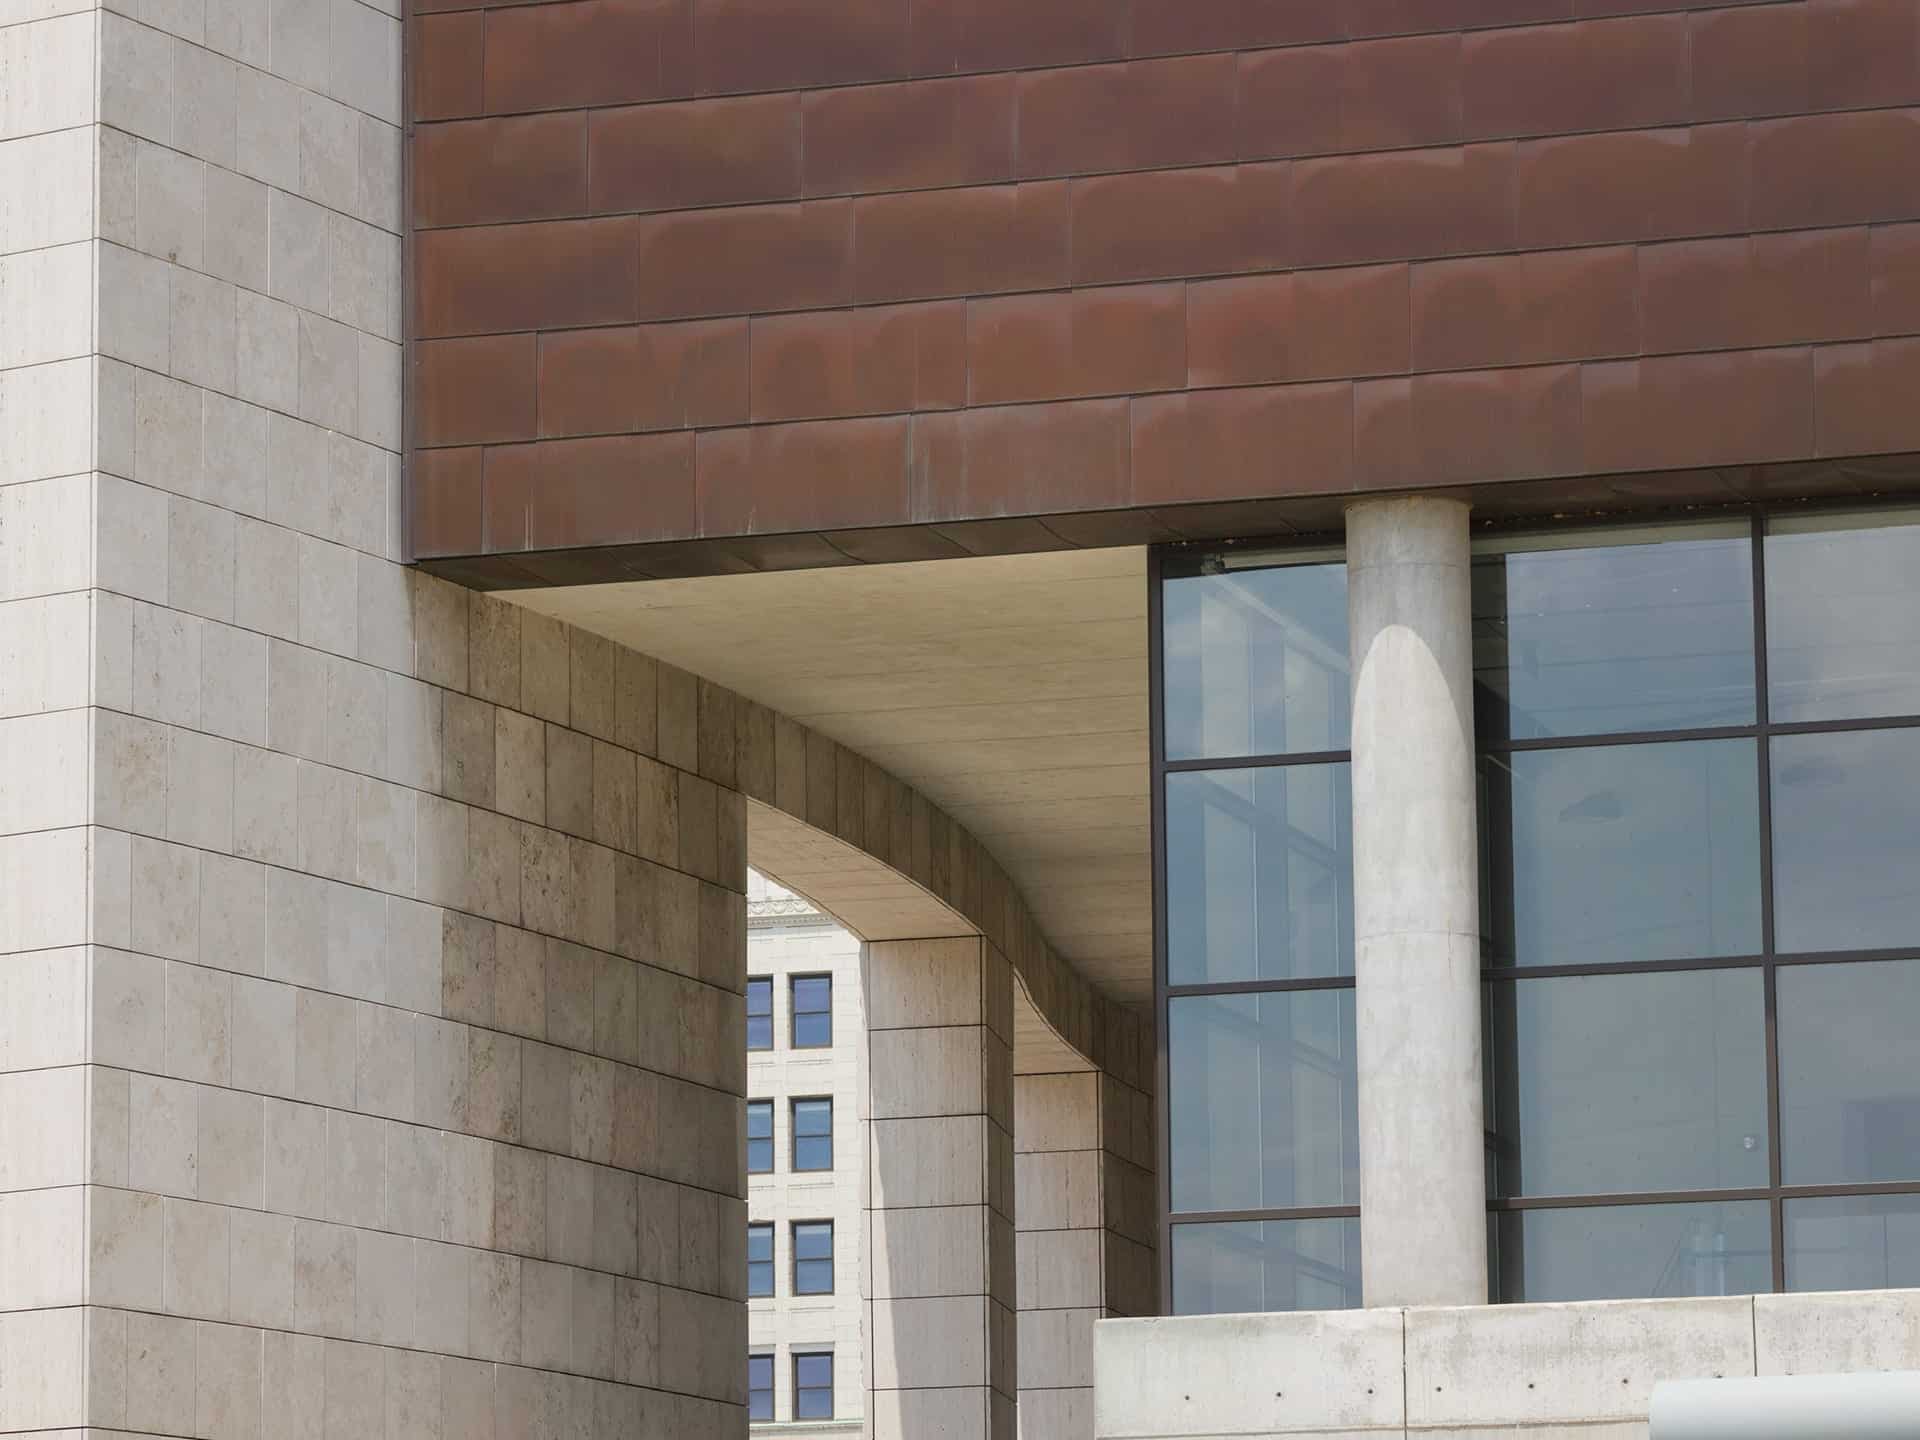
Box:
[726, 693, 1148, 1089]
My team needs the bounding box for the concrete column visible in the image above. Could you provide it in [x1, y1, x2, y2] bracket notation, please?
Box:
[866, 936, 1018, 1440]
[1345, 495, 1488, 1308]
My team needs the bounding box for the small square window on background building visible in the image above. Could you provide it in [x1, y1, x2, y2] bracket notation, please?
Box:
[748, 1354, 773, 1423]
[792, 1098, 832, 1172]
[793, 1221, 834, 1295]
[747, 1222, 773, 1298]
[747, 1100, 773, 1175]
[746, 976, 773, 1051]
[794, 1351, 834, 1420]
[791, 975, 832, 1047]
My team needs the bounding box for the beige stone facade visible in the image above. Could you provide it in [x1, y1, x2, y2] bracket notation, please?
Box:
[0, 4, 749, 1430]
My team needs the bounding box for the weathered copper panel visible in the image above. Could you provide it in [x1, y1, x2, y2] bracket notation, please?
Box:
[407, 0, 1920, 580]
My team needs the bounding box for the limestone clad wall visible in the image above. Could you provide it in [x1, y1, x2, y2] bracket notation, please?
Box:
[0, 0, 752, 1432]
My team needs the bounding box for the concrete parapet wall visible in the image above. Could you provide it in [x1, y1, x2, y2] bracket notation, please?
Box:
[1095, 1290, 1920, 1440]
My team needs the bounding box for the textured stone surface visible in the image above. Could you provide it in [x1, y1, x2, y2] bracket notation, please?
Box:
[0, 1, 747, 1433]
[1096, 1291, 1920, 1439]
[867, 937, 1017, 1440]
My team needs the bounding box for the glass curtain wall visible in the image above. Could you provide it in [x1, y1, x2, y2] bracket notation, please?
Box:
[1155, 547, 1362, 1315]
[1476, 510, 1920, 1302]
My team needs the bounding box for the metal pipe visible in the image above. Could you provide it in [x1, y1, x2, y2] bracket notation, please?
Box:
[1650, 1371, 1920, 1439]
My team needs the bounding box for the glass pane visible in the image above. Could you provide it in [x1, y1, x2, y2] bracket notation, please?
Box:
[747, 978, 772, 1016]
[749, 1357, 773, 1422]
[1767, 511, 1920, 724]
[795, 1259, 833, 1294]
[747, 1261, 772, 1298]
[1483, 739, 1762, 967]
[1163, 560, 1350, 761]
[747, 1016, 772, 1050]
[1778, 959, 1920, 1185]
[747, 1138, 772, 1174]
[1472, 525, 1754, 740]
[795, 1136, 832, 1171]
[795, 1355, 832, 1389]
[1487, 970, 1768, 1198]
[1772, 729, 1920, 954]
[1166, 764, 1353, 985]
[1170, 1217, 1361, 1315]
[1169, 990, 1359, 1213]
[794, 1100, 831, 1136]
[796, 1387, 832, 1421]
[794, 1223, 832, 1260]
[747, 1226, 772, 1261]
[793, 1012, 832, 1047]
[747, 1102, 772, 1138]
[1786, 1195, 1920, 1292]
[793, 977, 831, 1012]
[1493, 1201, 1772, 1303]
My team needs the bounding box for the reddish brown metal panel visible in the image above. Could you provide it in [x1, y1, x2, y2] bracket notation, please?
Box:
[587, 94, 802, 214]
[535, 320, 749, 437]
[632, 200, 854, 320]
[416, 333, 538, 444]
[1012, 55, 1239, 177]
[406, 0, 1920, 575]
[413, 113, 589, 227]
[415, 217, 639, 336]
[801, 75, 1016, 196]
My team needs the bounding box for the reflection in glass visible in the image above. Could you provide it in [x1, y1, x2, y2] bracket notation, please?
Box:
[1167, 765, 1353, 985]
[1772, 729, 1920, 954]
[1472, 525, 1755, 741]
[1493, 1201, 1772, 1303]
[1483, 739, 1762, 966]
[1786, 1195, 1920, 1293]
[1488, 970, 1768, 1199]
[1767, 511, 1920, 723]
[1778, 959, 1920, 1185]
[1164, 560, 1349, 761]
[1169, 991, 1359, 1213]
[1171, 1217, 1362, 1315]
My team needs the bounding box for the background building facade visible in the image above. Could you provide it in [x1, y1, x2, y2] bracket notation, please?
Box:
[746, 870, 866, 1435]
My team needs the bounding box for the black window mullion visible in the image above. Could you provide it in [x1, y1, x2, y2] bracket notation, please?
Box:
[1753, 511, 1788, 1291]
[1165, 747, 1353, 773]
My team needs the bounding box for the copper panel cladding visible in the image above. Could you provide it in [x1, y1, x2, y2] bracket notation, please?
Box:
[408, 0, 1920, 581]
